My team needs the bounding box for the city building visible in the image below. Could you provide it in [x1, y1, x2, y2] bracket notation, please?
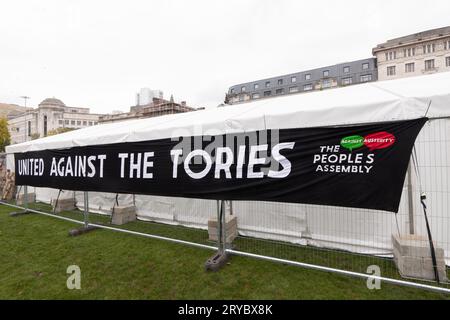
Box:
[226, 58, 377, 104]
[373, 26, 450, 81]
[99, 95, 197, 124]
[136, 88, 164, 106]
[8, 98, 103, 144]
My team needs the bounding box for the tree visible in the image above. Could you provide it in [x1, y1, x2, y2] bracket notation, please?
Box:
[47, 127, 75, 137]
[0, 117, 10, 152]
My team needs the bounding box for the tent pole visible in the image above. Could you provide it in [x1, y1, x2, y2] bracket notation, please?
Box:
[83, 191, 89, 228]
[52, 189, 62, 214]
[407, 162, 415, 235]
[217, 200, 222, 252]
[69, 191, 97, 236]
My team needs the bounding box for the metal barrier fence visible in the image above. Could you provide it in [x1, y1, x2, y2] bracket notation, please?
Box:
[2, 118, 450, 294]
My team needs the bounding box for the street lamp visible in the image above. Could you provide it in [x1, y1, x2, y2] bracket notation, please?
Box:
[20, 96, 30, 142]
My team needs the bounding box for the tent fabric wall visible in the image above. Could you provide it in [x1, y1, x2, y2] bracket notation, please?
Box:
[6, 72, 450, 265]
[28, 118, 449, 265]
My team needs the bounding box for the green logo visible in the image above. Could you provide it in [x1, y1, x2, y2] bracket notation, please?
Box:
[341, 135, 364, 151]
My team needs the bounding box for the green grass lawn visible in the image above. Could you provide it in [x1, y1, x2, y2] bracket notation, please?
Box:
[0, 204, 448, 300]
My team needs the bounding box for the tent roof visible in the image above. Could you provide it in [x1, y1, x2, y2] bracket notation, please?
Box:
[7, 72, 450, 154]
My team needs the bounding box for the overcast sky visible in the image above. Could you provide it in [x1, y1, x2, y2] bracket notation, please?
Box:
[1, 0, 449, 113]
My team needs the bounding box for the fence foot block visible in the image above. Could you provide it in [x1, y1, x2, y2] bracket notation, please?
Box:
[9, 210, 34, 217]
[205, 251, 229, 272]
[69, 225, 98, 237]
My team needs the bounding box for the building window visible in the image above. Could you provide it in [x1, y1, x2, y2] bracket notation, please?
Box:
[89, 121, 93, 126]
[77, 120, 81, 126]
[425, 59, 435, 71]
[360, 74, 372, 82]
[387, 51, 396, 60]
[303, 84, 313, 91]
[387, 66, 396, 76]
[445, 40, 450, 50]
[275, 88, 284, 95]
[277, 79, 283, 85]
[405, 47, 415, 57]
[71, 120, 75, 125]
[241, 86, 246, 92]
[83, 121, 87, 126]
[265, 81, 271, 88]
[322, 79, 331, 88]
[43, 115, 48, 137]
[323, 70, 329, 77]
[342, 77, 353, 85]
[58, 120, 63, 125]
[254, 83, 259, 90]
[263, 91, 271, 97]
[446, 57, 450, 67]
[362, 63, 369, 70]
[385, 53, 388, 61]
[343, 66, 350, 73]
[423, 44, 436, 54]
[291, 76, 297, 83]
[405, 63, 415, 73]
[305, 74, 311, 80]
[27, 121, 31, 137]
[289, 86, 299, 93]
[252, 93, 260, 99]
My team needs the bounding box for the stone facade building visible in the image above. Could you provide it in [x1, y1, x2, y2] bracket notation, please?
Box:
[8, 98, 103, 145]
[99, 97, 197, 124]
[373, 26, 450, 81]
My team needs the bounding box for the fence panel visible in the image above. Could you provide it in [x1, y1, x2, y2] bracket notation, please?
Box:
[4, 118, 450, 292]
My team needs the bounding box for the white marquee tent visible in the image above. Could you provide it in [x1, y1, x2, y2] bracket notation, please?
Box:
[5, 72, 450, 263]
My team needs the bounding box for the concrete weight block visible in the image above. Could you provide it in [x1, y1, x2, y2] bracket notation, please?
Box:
[111, 206, 137, 225]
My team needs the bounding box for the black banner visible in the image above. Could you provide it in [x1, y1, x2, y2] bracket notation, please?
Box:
[14, 118, 427, 212]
